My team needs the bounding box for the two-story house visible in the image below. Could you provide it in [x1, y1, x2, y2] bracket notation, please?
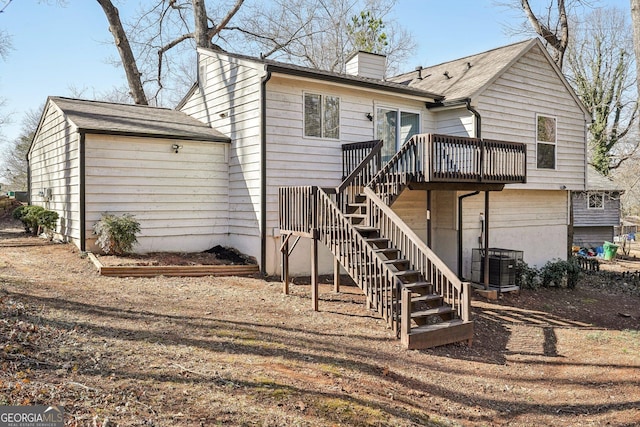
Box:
[28, 38, 590, 348]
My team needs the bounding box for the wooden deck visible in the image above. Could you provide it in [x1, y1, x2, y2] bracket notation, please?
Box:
[279, 133, 527, 349]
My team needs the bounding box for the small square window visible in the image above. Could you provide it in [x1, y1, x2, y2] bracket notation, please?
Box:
[587, 193, 604, 209]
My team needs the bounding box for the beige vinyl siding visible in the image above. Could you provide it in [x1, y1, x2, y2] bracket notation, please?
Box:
[265, 76, 435, 227]
[28, 102, 81, 246]
[476, 45, 587, 191]
[263, 76, 436, 275]
[84, 134, 229, 253]
[434, 108, 475, 136]
[461, 189, 568, 277]
[180, 51, 263, 260]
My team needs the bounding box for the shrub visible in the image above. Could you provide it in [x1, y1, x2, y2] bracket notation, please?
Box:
[12, 205, 58, 237]
[38, 210, 59, 240]
[539, 257, 582, 289]
[515, 260, 540, 290]
[12, 205, 28, 231]
[93, 213, 141, 255]
[514, 258, 581, 290]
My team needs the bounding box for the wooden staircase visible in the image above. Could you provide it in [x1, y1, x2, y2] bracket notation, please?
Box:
[342, 191, 472, 349]
[280, 134, 526, 349]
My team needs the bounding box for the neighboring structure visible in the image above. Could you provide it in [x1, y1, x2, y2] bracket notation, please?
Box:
[29, 39, 590, 277]
[28, 97, 230, 253]
[572, 165, 623, 248]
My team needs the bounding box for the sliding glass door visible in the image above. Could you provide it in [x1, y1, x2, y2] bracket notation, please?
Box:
[376, 107, 420, 162]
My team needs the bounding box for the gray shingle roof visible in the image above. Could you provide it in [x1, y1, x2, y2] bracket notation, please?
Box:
[389, 40, 536, 101]
[197, 49, 443, 101]
[50, 97, 230, 142]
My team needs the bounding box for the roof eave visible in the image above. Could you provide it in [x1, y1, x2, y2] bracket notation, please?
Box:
[78, 128, 231, 143]
[266, 63, 443, 101]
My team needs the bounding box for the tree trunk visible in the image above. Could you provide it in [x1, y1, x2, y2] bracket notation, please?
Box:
[520, 0, 568, 69]
[631, 0, 640, 115]
[97, 0, 148, 105]
[192, 0, 212, 49]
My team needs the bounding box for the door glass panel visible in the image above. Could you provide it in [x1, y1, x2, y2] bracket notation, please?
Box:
[376, 108, 397, 163]
[400, 111, 419, 145]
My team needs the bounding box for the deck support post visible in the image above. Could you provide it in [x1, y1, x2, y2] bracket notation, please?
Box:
[483, 191, 490, 289]
[333, 257, 340, 293]
[311, 231, 319, 311]
[281, 233, 290, 295]
[427, 190, 432, 247]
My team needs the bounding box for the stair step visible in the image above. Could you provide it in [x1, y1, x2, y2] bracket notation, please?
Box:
[403, 319, 474, 350]
[374, 248, 400, 260]
[403, 281, 432, 292]
[384, 259, 410, 269]
[394, 270, 421, 282]
[354, 226, 379, 236]
[346, 202, 367, 212]
[344, 213, 366, 224]
[411, 306, 454, 319]
[407, 319, 465, 334]
[411, 294, 443, 304]
[365, 237, 389, 248]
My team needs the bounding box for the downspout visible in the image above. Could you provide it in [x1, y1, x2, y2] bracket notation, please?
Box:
[456, 99, 483, 279]
[79, 132, 86, 252]
[457, 191, 479, 279]
[260, 70, 272, 275]
[26, 161, 31, 206]
[465, 98, 481, 138]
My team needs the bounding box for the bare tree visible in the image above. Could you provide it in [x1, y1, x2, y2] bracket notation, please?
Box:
[2, 106, 42, 190]
[500, 0, 592, 70]
[97, 0, 244, 105]
[632, 0, 640, 131]
[565, 7, 638, 174]
[231, 0, 415, 75]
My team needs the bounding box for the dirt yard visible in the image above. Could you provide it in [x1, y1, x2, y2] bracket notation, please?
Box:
[1, 216, 639, 426]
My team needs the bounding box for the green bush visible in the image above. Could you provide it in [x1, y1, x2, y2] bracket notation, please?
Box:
[515, 258, 581, 290]
[93, 213, 141, 255]
[515, 259, 540, 290]
[540, 257, 582, 289]
[12, 205, 58, 237]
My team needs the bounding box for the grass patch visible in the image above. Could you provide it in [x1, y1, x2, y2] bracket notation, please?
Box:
[316, 396, 388, 426]
[586, 331, 611, 344]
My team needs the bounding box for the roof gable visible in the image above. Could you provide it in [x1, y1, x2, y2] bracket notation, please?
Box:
[47, 97, 230, 142]
[391, 39, 534, 101]
[390, 38, 590, 117]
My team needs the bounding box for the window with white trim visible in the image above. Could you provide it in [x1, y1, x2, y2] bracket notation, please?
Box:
[304, 93, 340, 139]
[536, 114, 556, 169]
[587, 192, 604, 209]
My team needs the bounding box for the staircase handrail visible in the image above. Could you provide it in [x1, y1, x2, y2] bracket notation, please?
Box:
[341, 140, 383, 179]
[364, 187, 470, 323]
[316, 186, 403, 331]
[367, 135, 426, 200]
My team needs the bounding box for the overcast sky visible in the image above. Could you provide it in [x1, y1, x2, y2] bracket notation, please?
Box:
[0, 0, 631, 150]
